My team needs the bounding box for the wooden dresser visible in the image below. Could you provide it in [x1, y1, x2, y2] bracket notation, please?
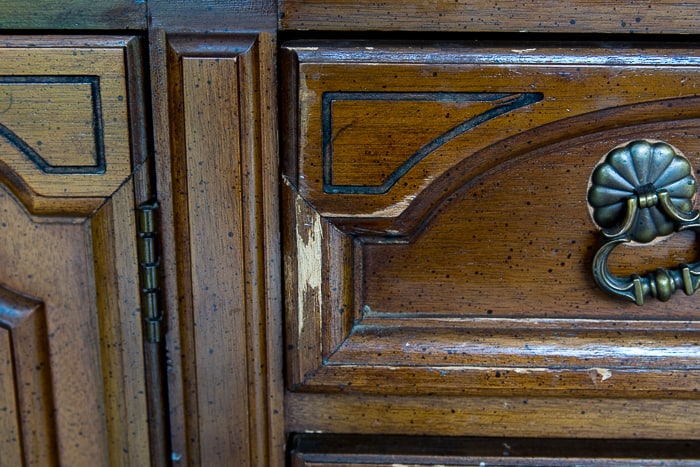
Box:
[2, 1, 700, 465]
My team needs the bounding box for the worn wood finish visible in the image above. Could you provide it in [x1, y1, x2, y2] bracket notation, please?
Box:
[0, 36, 151, 466]
[149, 0, 276, 31]
[280, 0, 700, 33]
[0, 286, 55, 467]
[286, 392, 700, 440]
[0, 0, 146, 30]
[154, 32, 283, 466]
[291, 434, 700, 466]
[283, 41, 700, 439]
[0, 37, 139, 216]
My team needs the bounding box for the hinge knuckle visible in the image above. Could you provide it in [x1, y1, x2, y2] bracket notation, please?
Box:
[137, 200, 164, 343]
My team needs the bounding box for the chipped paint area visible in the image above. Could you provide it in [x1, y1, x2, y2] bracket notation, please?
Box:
[589, 367, 612, 383]
[322, 193, 418, 218]
[295, 195, 323, 338]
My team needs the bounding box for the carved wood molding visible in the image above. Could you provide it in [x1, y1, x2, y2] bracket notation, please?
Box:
[283, 42, 700, 404]
[0, 284, 56, 466]
[0, 36, 144, 216]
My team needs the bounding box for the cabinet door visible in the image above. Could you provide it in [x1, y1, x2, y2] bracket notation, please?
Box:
[283, 41, 700, 438]
[0, 36, 151, 466]
[151, 32, 283, 466]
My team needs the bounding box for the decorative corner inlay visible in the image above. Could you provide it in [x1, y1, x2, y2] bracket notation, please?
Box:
[322, 91, 543, 195]
[0, 76, 105, 174]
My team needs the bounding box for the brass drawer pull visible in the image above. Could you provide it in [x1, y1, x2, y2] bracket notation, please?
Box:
[587, 140, 700, 305]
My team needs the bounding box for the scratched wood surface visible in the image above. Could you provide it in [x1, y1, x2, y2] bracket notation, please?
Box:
[279, 0, 700, 33]
[290, 434, 700, 466]
[0, 0, 146, 30]
[153, 32, 284, 466]
[0, 36, 140, 216]
[283, 40, 700, 439]
[0, 36, 151, 466]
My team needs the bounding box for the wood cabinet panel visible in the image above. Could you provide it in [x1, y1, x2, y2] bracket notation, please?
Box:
[0, 286, 54, 466]
[0, 36, 151, 466]
[0, 36, 142, 215]
[0, 0, 146, 30]
[282, 41, 700, 439]
[286, 392, 700, 439]
[154, 32, 283, 466]
[279, 0, 700, 33]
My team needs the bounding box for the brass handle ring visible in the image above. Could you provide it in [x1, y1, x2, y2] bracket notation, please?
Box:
[587, 140, 700, 305]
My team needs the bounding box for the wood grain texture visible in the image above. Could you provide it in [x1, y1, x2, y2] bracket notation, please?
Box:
[150, 0, 276, 31]
[0, 286, 55, 467]
[91, 177, 151, 467]
[0, 36, 138, 216]
[0, 179, 150, 465]
[282, 40, 700, 439]
[280, 0, 700, 33]
[0, 34, 150, 466]
[156, 32, 283, 466]
[0, 0, 146, 30]
[285, 41, 700, 221]
[291, 434, 700, 466]
[286, 392, 700, 439]
[0, 328, 22, 467]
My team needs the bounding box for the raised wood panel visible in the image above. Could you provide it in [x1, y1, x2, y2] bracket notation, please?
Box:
[0, 35, 151, 466]
[283, 41, 700, 438]
[0, 286, 53, 467]
[158, 32, 283, 466]
[279, 0, 700, 33]
[0, 37, 139, 216]
[0, 327, 22, 467]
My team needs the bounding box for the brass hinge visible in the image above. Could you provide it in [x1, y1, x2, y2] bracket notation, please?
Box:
[137, 200, 164, 343]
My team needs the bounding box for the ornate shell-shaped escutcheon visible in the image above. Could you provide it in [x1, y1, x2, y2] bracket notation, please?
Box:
[587, 140, 697, 243]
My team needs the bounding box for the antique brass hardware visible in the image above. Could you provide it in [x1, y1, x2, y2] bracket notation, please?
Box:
[587, 140, 700, 305]
[137, 200, 164, 343]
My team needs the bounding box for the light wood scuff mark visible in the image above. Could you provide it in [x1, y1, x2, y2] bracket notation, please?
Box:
[295, 195, 323, 339]
[589, 367, 613, 383]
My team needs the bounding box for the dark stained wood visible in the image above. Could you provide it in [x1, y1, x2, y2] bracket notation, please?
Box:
[151, 31, 284, 466]
[0, 0, 146, 30]
[280, 0, 700, 33]
[149, 0, 276, 31]
[0, 36, 141, 216]
[291, 434, 700, 466]
[15, 3, 700, 466]
[282, 40, 700, 439]
[0, 286, 56, 466]
[286, 392, 700, 439]
[0, 36, 151, 465]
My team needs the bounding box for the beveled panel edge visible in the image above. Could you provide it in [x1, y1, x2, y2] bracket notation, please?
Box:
[290, 434, 700, 465]
[284, 154, 700, 397]
[285, 41, 700, 227]
[0, 284, 57, 466]
[321, 91, 543, 195]
[161, 31, 284, 466]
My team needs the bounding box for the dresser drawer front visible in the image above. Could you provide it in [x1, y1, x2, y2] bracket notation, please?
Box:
[283, 41, 700, 399]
